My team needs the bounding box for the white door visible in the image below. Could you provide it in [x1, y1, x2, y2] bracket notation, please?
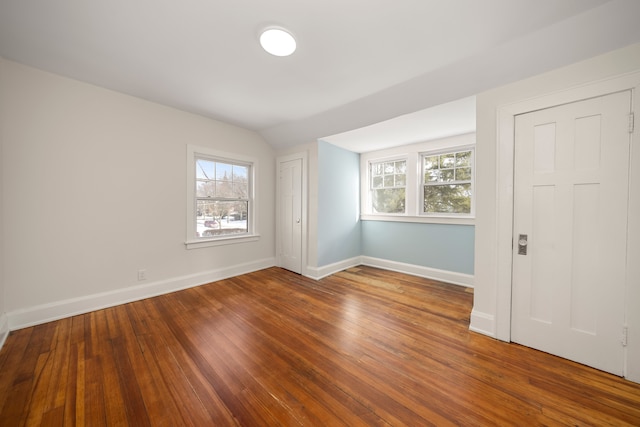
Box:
[511, 90, 632, 375]
[279, 158, 302, 274]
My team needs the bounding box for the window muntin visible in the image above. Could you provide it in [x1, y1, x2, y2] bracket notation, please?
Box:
[422, 149, 473, 215]
[194, 157, 251, 239]
[370, 159, 406, 214]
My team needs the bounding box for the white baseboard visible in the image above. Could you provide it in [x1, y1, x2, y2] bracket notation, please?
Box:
[0, 313, 9, 352]
[360, 256, 474, 288]
[7, 257, 276, 331]
[305, 256, 362, 280]
[469, 309, 496, 338]
[6, 255, 475, 332]
[306, 256, 475, 289]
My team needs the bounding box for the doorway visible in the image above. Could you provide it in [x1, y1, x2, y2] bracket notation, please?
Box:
[277, 153, 306, 274]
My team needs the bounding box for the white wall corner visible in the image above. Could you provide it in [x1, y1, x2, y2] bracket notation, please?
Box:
[7, 257, 276, 331]
[305, 256, 363, 280]
[469, 309, 497, 338]
[627, 349, 640, 384]
[360, 256, 474, 288]
[0, 313, 9, 351]
[306, 256, 475, 289]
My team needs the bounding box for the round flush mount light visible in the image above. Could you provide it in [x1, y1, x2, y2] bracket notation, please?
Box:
[260, 27, 296, 57]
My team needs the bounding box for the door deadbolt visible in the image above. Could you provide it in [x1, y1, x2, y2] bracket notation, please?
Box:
[517, 234, 528, 255]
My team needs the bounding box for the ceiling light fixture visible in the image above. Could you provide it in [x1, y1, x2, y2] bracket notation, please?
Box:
[260, 27, 296, 57]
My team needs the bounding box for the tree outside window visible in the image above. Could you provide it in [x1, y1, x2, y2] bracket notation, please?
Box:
[370, 159, 406, 214]
[195, 158, 250, 237]
[422, 150, 473, 214]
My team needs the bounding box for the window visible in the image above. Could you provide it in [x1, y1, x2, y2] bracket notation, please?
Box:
[360, 133, 475, 224]
[196, 157, 249, 236]
[186, 145, 258, 248]
[370, 159, 406, 214]
[422, 149, 473, 215]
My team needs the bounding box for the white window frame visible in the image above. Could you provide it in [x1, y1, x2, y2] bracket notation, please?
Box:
[185, 145, 259, 249]
[420, 145, 475, 218]
[360, 133, 475, 225]
[368, 157, 408, 215]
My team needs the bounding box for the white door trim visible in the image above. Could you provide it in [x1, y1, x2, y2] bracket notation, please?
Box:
[276, 152, 308, 276]
[495, 71, 640, 381]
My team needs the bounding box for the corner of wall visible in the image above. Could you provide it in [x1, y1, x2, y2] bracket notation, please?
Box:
[316, 141, 362, 267]
[0, 313, 8, 351]
[0, 57, 6, 352]
[305, 256, 362, 280]
[469, 308, 496, 338]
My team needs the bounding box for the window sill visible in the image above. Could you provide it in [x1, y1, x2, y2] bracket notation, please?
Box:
[185, 234, 260, 250]
[360, 214, 474, 225]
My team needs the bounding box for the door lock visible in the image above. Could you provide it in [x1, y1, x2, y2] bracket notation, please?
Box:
[517, 234, 528, 255]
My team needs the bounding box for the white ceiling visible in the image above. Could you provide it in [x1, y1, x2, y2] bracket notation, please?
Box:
[1, 0, 639, 152]
[322, 96, 476, 153]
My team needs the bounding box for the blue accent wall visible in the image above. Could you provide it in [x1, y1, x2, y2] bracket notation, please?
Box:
[317, 141, 362, 266]
[316, 140, 474, 275]
[362, 221, 474, 274]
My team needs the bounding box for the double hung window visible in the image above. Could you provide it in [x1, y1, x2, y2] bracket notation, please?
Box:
[186, 145, 258, 248]
[195, 157, 250, 237]
[361, 134, 475, 223]
[422, 149, 473, 215]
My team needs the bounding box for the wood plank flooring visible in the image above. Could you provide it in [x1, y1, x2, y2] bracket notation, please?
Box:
[1, 266, 640, 426]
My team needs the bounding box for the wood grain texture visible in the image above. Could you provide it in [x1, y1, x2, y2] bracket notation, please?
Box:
[1, 266, 639, 426]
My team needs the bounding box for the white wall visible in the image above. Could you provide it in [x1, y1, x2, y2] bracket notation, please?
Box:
[0, 59, 276, 329]
[0, 58, 7, 346]
[472, 42, 640, 380]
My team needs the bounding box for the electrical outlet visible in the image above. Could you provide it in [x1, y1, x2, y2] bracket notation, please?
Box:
[138, 269, 147, 281]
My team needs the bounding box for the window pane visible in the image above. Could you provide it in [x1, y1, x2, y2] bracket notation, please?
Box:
[456, 151, 472, 167]
[232, 165, 248, 180]
[233, 182, 248, 198]
[424, 156, 438, 170]
[216, 180, 233, 198]
[384, 162, 395, 174]
[372, 188, 405, 213]
[424, 183, 471, 214]
[383, 175, 394, 187]
[441, 169, 455, 182]
[395, 174, 406, 186]
[440, 154, 455, 168]
[196, 181, 215, 198]
[425, 170, 441, 182]
[372, 163, 383, 176]
[372, 175, 383, 188]
[395, 161, 406, 174]
[196, 159, 214, 179]
[215, 162, 233, 180]
[196, 200, 248, 237]
[456, 167, 471, 181]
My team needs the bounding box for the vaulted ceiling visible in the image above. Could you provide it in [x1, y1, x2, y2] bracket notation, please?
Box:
[1, 0, 639, 152]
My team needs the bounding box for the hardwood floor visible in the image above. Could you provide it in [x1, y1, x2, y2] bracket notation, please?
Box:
[1, 266, 639, 426]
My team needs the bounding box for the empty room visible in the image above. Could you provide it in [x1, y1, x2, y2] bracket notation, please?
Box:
[1, 1, 640, 425]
